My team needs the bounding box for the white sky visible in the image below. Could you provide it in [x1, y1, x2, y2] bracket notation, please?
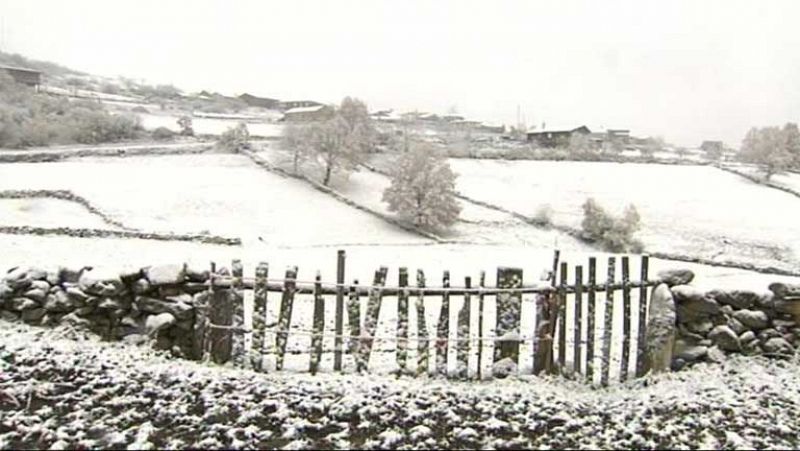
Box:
[2, 0, 799, 147]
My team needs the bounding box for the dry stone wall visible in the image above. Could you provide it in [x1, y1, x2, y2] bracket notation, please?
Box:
[0, 264, 222, 359]
[646, 269, 800, 372]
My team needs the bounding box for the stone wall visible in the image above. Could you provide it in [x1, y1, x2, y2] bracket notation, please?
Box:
[647, 269, 800, 372]
[0, 264, 218, 359]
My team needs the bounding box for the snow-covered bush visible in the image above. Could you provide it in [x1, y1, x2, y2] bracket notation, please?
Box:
[382, 143, 461, 232]
[580, 198, 643, 253]
[218, 122, 250, 152]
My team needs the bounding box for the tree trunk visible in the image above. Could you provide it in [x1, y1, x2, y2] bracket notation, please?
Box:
[323, 163, 332, 186]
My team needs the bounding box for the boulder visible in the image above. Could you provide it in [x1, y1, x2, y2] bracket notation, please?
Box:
[79, 269, 125, 297]
[709, 290, 758, 309]
[96, 297, 129, 311]
[4, 267, 47, 289]
[0, 282, 13, 299]
[739, 330, 757, 343]
[131, 279, 152, 295]
[21, 308, 46, 324]
[686, 320, 714, 335]
[657, 269, 695, 287]
[136, 296, 194, 320]
[61, 312, 91, 328]
[774, 299, 800, 318]
[727, 317, 747, 335]
[491, 357, 518, 379]
[145, 312, 176, 335]
[123, 334, 148, 345]
[757, 328, 781, 341]
[644, 284, 677, 373]
[0, 311, 19, 322]
[707, 346, 726, 363]
[65, 286, 89, 304]
[719, 305, 734, 317]
[166, 293, 193, 305]
[144, 265, 185, 286]
[58, 266, 87, 284]
[186, 265, 210, 283]
[44, 290, 75, 312]
[46, 271, 60, 286]
[7, 297, 40, 311]
[762, 337, 792, 354]
[674, 342, 708, 362]
[673, 285, 720, 321]
[768, 282, 800, 299]
[708, 325, 740, 351]
[733, 309, 770, 330]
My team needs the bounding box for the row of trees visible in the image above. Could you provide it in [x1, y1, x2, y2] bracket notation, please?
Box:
[739, 123, 800, 180]
[282, 97, 462, 232]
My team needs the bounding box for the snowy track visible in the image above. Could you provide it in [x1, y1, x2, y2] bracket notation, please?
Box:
[1, 320, 799, 449]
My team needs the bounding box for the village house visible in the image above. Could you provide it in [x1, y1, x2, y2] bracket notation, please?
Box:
[238, 93, 281, 109]
[0, 65, 42, 89]
[279, 100, 323, 111]
[280, 104, 334, 122]
[527, 125, 591, 147]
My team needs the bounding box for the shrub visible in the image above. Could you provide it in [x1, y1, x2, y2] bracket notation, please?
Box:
[218, 122, 250, 152]
[152, 126, 176, 140]
[532, 204, 553, 226]
[580, 198, 643, 253]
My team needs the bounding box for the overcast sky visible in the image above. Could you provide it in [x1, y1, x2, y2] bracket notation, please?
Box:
[2, 0, 799, 146]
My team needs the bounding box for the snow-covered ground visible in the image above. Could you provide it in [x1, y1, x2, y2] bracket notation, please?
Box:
[139, 113, 283, 138]
[0, 198, 113, 229]
[1, 320, 798, 450]
[447, 158, 800, 271]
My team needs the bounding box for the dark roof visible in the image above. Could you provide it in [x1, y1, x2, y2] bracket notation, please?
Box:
[0, 65, 42, 75]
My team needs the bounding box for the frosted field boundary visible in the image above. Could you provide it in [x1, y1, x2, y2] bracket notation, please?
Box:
[717, 164, 800, 200]
[0, 141, 217, 163]
[0, 225, 241, 246]
[0, 189, 134, 231]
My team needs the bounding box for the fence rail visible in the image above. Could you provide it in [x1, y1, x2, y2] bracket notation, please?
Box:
[194, 249, 657, 385]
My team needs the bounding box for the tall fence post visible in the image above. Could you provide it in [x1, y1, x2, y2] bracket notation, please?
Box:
[334, 250, 346, 372]
[601, 257, 616, 387]
[495, 267, 523, 372]
[416, 270, 429, 376]
[201, 261, 216, 362]
[347, 280, 360, 370]
[620, 256, 632, 382]
[635, 255, 650, 377]
[436, 270, 451, 377]
[276, 266, 298, 371]
[457, 276, 472, 379]
[534, 251, 559, 374]
[231, 260, 247, 368]
[397, 267, 409, 374]
[586, 257, 597, 384]
[476, 271, 486, 380]
[360, 267, 387, 373]
[557, 262, 568, 374]
[574, 265, 584, 375]
[310, 271, 324, 375]
[252, 262, 269, 371]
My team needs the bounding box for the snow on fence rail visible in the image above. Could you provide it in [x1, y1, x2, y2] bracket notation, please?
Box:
[198, 250, 658, 385]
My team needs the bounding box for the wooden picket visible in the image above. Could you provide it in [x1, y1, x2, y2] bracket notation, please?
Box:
[196, 250, 658, 385]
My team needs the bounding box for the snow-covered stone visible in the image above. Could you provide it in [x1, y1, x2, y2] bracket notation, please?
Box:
[144, 265, 185, 286]
[657, 269, 694, 286]
[145, 313, 176, 335]
[733, 309, 769, 330]
[644, 283, 676, 373]
[708, 325, 740, 351]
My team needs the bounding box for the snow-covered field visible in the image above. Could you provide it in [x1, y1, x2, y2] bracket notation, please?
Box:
[139, 113, 283, 138]
[1, 320, 798, 450]
[447, 159, 800, 271]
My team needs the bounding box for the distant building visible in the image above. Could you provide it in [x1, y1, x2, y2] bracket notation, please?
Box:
[279, 100, 323, 111]
[0, 65, 42, 89]
[527, 125, 591, 147]
[281, 105, 334, 122]
[701, 140, 724, 155]
[238, 93, 280, 109]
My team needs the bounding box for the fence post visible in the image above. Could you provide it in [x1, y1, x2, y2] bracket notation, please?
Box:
[397, 267, 409, 374]
[586, 257, 597, 384]
[334, 250, 346, 372]
[620, 256, 632, 382]
[231, 260, 247, 368]
[557, 262, 568, 374]
[310, 271, 324, 375]
[456, 276, 472, 379]
[251, 262, 269, 371]
[494, 267, 523, 372]
[601, 257, 616, 387]
[476, 271, 486, 380]
[276, 266, 298, 371]
[436, 270, 451, 377]
[416, 270, 430, 376]
[200, 261, 216, 362]
[347, 280, 360, 370]
[635, 255, 650, 377]
[361, 267, 387, 373]
[574, 265, 584, 375]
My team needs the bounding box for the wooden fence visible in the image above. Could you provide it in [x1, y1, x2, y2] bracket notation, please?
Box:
[191, 250, 659, 385]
